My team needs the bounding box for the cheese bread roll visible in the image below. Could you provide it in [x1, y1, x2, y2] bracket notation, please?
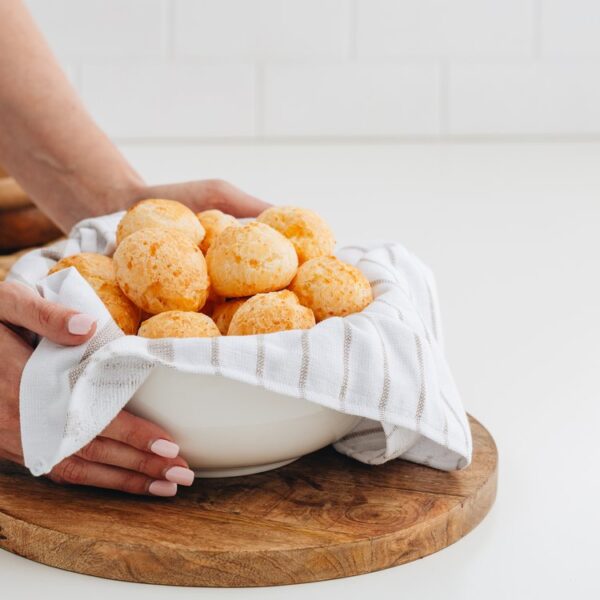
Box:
[228, 290, 315, 336]
[289, 256, 372, 322]
[114, 228, 209, 314]
[138, 311, 220, 338]
[257, 206, 335, 264]
[116, 199, 205, 246]
[206, 222, 298, 298]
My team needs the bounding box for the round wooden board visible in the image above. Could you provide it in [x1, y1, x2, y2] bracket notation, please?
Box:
[0, 416, 497, 587]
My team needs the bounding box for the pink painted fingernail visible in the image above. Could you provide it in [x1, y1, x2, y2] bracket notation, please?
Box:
[148, 481, 178, 497]
[150, 439, 179, 458]
[165, 466, 195, 486]
[67, 314, 96, 335]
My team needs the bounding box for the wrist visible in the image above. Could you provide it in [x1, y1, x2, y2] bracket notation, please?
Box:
[96, 173, 147, 216]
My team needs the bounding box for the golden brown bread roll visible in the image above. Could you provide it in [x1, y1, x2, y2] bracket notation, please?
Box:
[138, 311, 220, 339]
[114, 228, 209, 314]
[48, 253, 141, 334]
[289, 256, 372, 322]
[228, 291, 315, 336]
[116, 199, 205, 246]
[206, 222, 298, 298]
[212, 298, 247, 335]
[257, 206, 335, 264]
[197, 209, 239, 254]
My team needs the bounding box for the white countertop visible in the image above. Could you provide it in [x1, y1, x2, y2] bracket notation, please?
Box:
[2, 142, 599, 599]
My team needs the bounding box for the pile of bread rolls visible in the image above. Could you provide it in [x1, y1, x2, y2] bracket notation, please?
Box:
[48, 200, 373, 339]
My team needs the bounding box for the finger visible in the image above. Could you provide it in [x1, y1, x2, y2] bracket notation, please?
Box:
[101, 410, 180, 458]
[48, 456, 178, 497]
[0, 281, 96, 345]
[77, 437, 194, 486]
[226, 190, 271, 218]
[221, 183, 271, 218]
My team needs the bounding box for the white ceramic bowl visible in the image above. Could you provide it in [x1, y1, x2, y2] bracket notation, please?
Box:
[126, 366, 361, 478]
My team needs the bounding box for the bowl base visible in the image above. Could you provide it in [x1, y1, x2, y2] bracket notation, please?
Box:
[193, 457, 299, 478]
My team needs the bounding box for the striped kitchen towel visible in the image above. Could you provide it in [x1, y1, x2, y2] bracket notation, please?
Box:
[8, 212, 472, 477]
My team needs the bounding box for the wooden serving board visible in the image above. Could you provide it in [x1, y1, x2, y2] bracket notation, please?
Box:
[0, 416, 496, 587]
[0, 177, 62, 252]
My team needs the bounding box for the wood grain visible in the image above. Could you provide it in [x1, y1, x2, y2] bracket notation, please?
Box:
[0, 177, 62, 252]
[0, 416, 497, 587]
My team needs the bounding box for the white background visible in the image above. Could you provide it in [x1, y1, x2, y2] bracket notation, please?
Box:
[25, 0, 600, 140]
[2, 141, 600, 597]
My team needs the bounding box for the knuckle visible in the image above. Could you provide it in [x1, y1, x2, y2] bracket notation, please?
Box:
[48, 467, 66, 486]
[135, 456, 151, 475]
[37, 302, 60, 330]
[123, 428, 142, 450]
[208, 178, 227, 191]
[0, 281, 16, 301]
[118, 472, 147, 495]
[59, 458, 87, 484]
[206, 179, 231, 206]
[79, 439, 107, 464]
[0, 282, 26, 315]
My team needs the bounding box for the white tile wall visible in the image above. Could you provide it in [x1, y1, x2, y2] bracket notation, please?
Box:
[23, 0, 600, 139]
[81, 64, 256, 138]
[448, 62, 600, 135]
[27, 0, 166, 60]
[174, 0, 351, 60]
[541, 0, 600, 57]
[264, 64, 440, 136]
[357, 0, 535, 58]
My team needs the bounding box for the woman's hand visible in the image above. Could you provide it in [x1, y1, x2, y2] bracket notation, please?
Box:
[0, 281, 194, 496]
[136, 179, 271, 218]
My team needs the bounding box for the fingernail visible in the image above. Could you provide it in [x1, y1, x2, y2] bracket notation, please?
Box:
[150, 439, 179, 458]
[165, 466, 195, 486]
[148, 480, 178, 497]
[67, 313, 96, 335]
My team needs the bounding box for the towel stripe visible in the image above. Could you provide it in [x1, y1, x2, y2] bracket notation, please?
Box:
[211, 336, 221, 375]
[339, 427, 382, 443]
[363, 314, 391, 421]
[256, 335, 265, 384]
[298, 330, 310, 399]
[414, 334, 427, 428]
[338, 320, 352, 411]
[385, 244, 397, 267]
[441, 391, 471, 453]
[376, 297, 404, 322]
[425, 278, 439, 341]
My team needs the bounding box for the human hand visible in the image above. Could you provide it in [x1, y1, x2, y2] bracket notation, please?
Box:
[137, 179, 271, 218]
[0, 281, 193, 496]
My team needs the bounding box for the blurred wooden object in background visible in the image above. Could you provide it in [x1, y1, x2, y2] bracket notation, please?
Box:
[0, 164, 7, 178]
[0, 171, 62, 253]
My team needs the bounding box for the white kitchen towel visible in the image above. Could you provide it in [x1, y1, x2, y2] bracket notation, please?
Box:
[8, 212, 472, 477]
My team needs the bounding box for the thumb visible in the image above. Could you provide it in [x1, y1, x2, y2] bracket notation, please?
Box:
[0, 281, 96, 346]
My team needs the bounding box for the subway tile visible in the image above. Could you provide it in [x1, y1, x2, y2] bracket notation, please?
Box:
[264, 64, 440, 136]
[541, 0, 600, 57]
[448, 62, 600, 134]
[357, 0, 535, 58]
[173, 0, 350, 59]
[81, 63, 255, 138]
[26, 0, 166, 59]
